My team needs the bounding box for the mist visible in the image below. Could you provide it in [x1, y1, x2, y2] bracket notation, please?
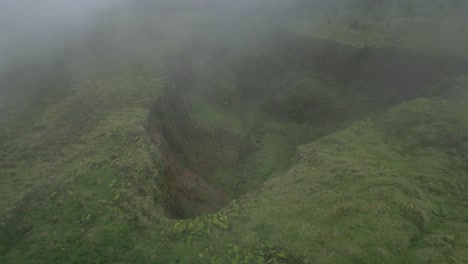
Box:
[1, 1, 468, 262]
[0, 0, 123, 79]
[1, 0, 466, 108]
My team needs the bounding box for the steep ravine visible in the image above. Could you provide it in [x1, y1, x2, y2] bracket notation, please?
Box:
[148, 38, 468, 219]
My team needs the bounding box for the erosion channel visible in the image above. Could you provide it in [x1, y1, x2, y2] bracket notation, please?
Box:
[148, 37, 468, 219]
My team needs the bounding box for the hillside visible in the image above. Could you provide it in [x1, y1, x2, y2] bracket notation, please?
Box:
[1, 1, 468, 263]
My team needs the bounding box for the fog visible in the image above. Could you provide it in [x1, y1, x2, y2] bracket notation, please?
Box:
[1, 0, 467, 97]
[0, 0, 123, 79]
[1, 0, 468, 262]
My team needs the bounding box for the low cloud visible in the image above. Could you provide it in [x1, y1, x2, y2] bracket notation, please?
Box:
[0, 0, 122, 78]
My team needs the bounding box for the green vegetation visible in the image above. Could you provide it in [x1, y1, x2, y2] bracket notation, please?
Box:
[225, 94, 468, 263]
[1, 0, 468, 263]
[0, 68, 165, 263]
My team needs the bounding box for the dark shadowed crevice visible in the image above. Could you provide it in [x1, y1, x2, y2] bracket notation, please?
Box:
[148, 88, 255, 219]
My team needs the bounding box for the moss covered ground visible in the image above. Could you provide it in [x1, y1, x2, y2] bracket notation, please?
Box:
[1, 1, 468, 263]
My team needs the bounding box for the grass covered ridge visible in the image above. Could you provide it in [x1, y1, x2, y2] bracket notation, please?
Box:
[154, 89, 468, 263]
[1, 69, 468, 263]
[225, 95, 468, 263]
[1, 1, 468, 262]
[0, 68, 166, 263]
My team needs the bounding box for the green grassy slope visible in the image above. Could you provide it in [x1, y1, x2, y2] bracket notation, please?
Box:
[146, 82, 468, 263]
[0, 68, 166, 263]
[3, 73, 467, 264]
[1, 1, 468, 263]
[226, 94, 468, 263]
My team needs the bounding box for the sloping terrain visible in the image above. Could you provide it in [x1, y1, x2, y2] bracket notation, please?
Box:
[1, 1, 468, 263]
[146, 86, 468, 264]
